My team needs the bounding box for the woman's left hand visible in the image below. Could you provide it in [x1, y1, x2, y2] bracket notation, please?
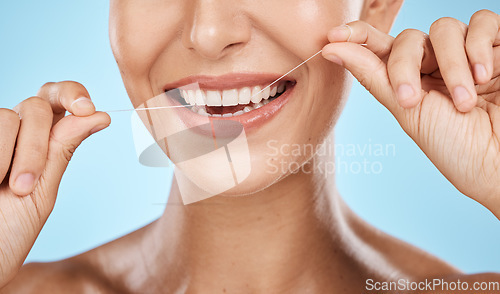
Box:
[322, 10, 500, 218]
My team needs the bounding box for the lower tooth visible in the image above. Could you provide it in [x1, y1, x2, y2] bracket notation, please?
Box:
[222, 113, 233, 118]
[212, 114, 222, 117]
[198, 108, 209, 116]
[243, 106, 252, 113]
[234, 110, 244, 116]
[254, 103, 263, 109]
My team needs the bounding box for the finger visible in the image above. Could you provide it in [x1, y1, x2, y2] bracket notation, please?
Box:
[39, 112, 111, 202]
[388, 29, 433, 108]
[494, 46, 500, 78]
[9, 97, 53, 196]
[0, 109, 21, 183]
[322, 43, 398, 114]
[327, 20, 395, 59]
[429, 17, 477, 112]
[37, 81, 96, 123]
[466, 9, 500, 84]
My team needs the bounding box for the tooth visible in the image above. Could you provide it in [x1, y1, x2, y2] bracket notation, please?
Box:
[251, 86, 263, 103]
[181, 90, 189, 103]
[254, 102, 263, 109]
[243, 106, 252, 113]
[198, 107, 209, 116]
[206, 90, 222, 106]
[222, 89, 238, 106]
[195, 90, 206, 106]
[187, 90, 196, 105]
[262, 99, 270, 105]
[239, 87, 252, 105]
[270, 86, 277, 97]
[190, 105, 198, 112]
[212, 114, 222, 117]
[278, 83, 285, 93]
[262, 86, 271, 100]
[234, 110, 244, 116]
[222, 113, 233, 117]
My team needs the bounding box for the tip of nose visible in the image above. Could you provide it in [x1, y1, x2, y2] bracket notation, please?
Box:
[183, 17, 251, 60]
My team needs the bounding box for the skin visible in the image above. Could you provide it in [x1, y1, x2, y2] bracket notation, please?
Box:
[0, 0, 499, 293]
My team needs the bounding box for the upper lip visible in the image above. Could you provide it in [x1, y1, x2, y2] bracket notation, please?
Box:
[163, 72, 295, 92]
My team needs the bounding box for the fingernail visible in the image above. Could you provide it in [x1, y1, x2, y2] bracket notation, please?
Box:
[474, 64, 488, 82]
[14, 173, 36, 194]
[71, 97, 94, 111]
[453, 86, 471, 107]
[90, 124, 108, 135]
[397, 84, 415, 102]
[329, 25, 352, 41]
[324, 54, 343, 66]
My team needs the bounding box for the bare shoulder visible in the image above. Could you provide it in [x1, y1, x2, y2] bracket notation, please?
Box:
[349, 213, 460, 279]
[0, 223, 154, 294]
[0, 260, 120, 294]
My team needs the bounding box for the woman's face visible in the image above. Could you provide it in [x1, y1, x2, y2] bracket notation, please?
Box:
[110, 0, 361, 198]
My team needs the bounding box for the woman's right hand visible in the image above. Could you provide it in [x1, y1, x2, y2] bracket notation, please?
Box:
[0, 81, 110, 288]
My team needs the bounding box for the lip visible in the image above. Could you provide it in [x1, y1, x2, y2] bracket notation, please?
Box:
[161, 73, 296, 135]
[163, 72, 294, 91]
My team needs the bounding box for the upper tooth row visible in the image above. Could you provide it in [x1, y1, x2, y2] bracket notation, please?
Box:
[180, 83, 286, 106]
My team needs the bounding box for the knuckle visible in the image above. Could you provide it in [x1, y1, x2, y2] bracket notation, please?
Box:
[359, 61, 386, 92]
[37, 82, 56, 97]
[24, 96, 52, 110]
[472, 9, 496, 20]
[349, 20, 374, 33]
[399, 28, 422, 37]
[40, 82, 56, 90]
[24, 96, 50, 108]
[61, 145, 76, 163]
[430, 17, 461, 34]
[38, 80, 89, 102]
[348, 20, 367, 28]
[21, 97, 54, 117]
[60, 80, 87, 91]
[13, 97, 54, 125]
[395, 29, 426, 45]
[49, 132, 77, 163]
[0, 108, 21, 125]
[59, 141, 77, 163]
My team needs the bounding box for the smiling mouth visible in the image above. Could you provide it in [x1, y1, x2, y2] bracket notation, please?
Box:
[170, 80, 295, 118]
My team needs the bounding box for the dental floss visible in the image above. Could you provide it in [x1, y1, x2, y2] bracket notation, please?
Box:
[106, 105, 193, 113]
[250, 49, 323, 98]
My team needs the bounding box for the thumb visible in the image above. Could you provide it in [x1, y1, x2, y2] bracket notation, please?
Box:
[322, 42, 402, 117]
[37, 112, 111, 201]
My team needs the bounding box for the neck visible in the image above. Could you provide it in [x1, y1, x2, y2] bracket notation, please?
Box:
[141, 137, 369, 293]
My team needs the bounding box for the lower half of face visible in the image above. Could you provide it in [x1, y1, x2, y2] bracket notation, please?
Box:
[110, 0, 359, 197]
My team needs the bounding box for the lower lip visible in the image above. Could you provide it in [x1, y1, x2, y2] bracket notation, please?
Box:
[170, 85, 295, 135]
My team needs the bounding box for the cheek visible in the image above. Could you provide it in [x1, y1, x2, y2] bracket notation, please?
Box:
[305, 62, 351, 151]
[254, 0, 354, 59]
[110, 1, 184, 103]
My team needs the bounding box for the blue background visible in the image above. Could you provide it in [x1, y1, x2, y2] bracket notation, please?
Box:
[0, 1, 499, 272]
